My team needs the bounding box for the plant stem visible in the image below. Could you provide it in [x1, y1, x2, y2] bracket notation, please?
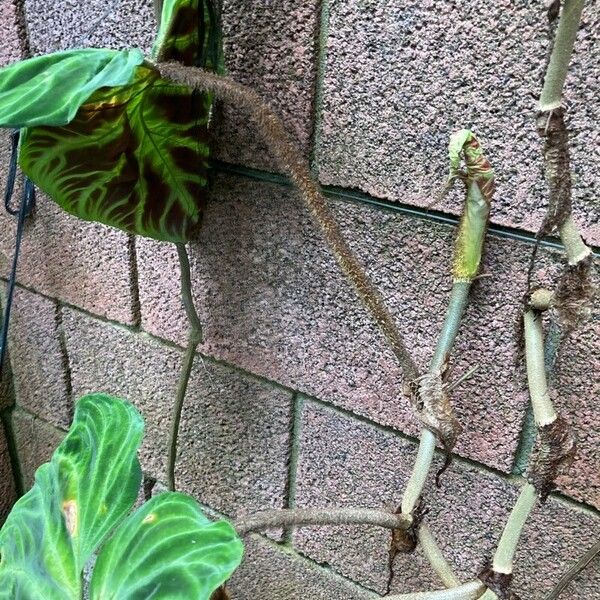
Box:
[431, 282, 471, 372]
[491, 482, 538, 575]
[523, 310, 557, 426]
[545, 539, 600, 599]
[386, 580, 486, 600]
[166, 243, 202, 492]
[539, 0, 585, 111]
[401, 282, 471, 516]
[401, 429, 437, 516]
[234, 507, 411, 536]
[558, 216, 592, 265]
[156, 63, 420, 384]
[418, 524, 461, 588]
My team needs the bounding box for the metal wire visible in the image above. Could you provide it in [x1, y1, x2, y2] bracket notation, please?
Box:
[0, 131, 36, 377]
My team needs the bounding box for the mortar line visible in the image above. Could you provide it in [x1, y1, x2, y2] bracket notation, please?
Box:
[308, 0, 330, 178]
[213, 160, 600, 255]
[282, 394, 305, 543]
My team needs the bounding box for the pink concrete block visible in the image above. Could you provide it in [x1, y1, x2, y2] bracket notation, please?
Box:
[23, 0, 156, 55]
[316, 0, 600, 245]
[136, 175, 591, 472]
[552, 316, 600, 508]
[0, 425, 17, 524]
[0, 1, 24, 67]
[293, 401, 600, 597]
[7, 287, 71, 428]
[213, 0, 321, 170]
[0, 193, 138, 324]
[12, 409, 64, 489]
[62, 307, 293, 518]
[229, 535, 373, 600]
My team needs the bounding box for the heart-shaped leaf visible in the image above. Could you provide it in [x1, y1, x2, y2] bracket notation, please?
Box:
[0, 394, 144, 599]
[19, 65, 211, 243]
[0, 48, 144, 128]
[154, 0, 223, 69]
[90, 492, 243, 599]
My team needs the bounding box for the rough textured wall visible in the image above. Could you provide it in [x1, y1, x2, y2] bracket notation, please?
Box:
[0, 1, 599, 598]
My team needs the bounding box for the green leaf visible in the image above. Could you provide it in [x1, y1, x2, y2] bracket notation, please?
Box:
[90, 493, 244, 600]
[153, 0, 223, 70]
[0, 394, 144, 599]
[19, 65, 211, 243]
[448, 131, 494, 281]
[0, 48, 144, 128]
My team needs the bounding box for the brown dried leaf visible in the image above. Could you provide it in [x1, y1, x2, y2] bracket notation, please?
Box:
[552, 255, 596, 332]
[528, 416, 576, 501]
[478, 565, 522, 600]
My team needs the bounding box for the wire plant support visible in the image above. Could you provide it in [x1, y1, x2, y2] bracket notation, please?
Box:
[0, 129, 35, 378]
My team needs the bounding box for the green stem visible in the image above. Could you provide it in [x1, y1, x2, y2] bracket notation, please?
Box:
[401, 282, 471, 516]
[545, 539, 600, 599]
[418, 524, 461, 588]
[524, 310, 557, 426]
[386, 580, 486, 600]
[539, 0, 585, 111]
[166, 243, 202, 492]
[401, 429, 437, 516]
[492, 483, 538, 574]
[153, 0, 163, 24]
[558, 216, 592, 265]
[431, 282, 471, 371]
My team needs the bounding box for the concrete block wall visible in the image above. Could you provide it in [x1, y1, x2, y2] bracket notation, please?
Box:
[0, 1, 598, 597]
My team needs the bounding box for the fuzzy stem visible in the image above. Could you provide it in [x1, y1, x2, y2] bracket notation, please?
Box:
[418, 524, 461, 588]
[524, 310, 557, 426]
[386, 580, 486, 600]
[492, 483, 538, 574]
[156, 63, 419, 384]
[234, 508, 411, 536]
[545, 539, 600, 599]
[539, 0, 585, 111]
[166, 243, 202, 491]
[401, 282, 471, 515]
[558, 216, 592, 265]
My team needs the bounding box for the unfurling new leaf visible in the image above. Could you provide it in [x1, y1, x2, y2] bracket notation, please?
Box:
[448, 130, 495, 282]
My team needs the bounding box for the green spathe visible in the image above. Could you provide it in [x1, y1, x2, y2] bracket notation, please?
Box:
[0, 48, 144, 128]
[0, 394, 243, 600]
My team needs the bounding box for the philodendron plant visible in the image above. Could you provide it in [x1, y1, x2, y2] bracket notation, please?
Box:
[0, 394, 243, 599]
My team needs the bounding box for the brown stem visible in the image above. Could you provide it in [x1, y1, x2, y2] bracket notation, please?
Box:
[166, 243, 202, 491]
[545, 539, 600, 599]
[234, 507, 411, 536]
